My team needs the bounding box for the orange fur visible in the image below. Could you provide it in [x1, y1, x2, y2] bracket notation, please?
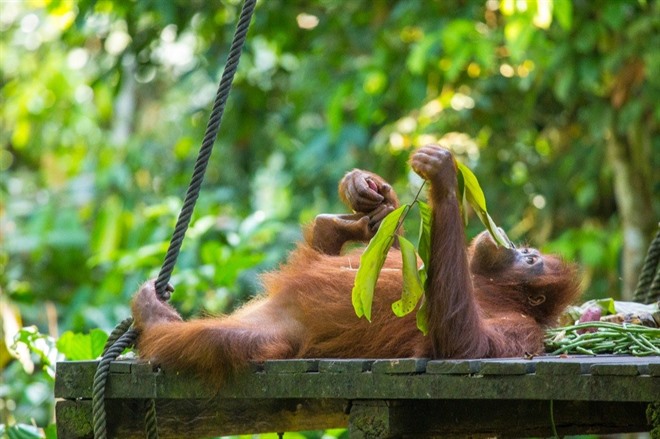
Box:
[131, 146, 581, 387]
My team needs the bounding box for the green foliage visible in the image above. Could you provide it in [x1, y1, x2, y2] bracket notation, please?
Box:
[0, 423, 46, 439]
[2, 328, 59, 430]
[56, 329, 108, 361]
[416, 201, 432, 273]
[352, 205, 406, 322]
[455, 162, 510, 248]
[351, 160, 507, 332]
[1, 0, 658, 434]
[12, 327, 58, 380]
[391, 236, 425, 318]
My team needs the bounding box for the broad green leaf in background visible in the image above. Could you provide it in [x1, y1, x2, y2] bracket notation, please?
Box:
[553, 0, 573, 31]
[456, 162, 511, 249]
[352, 205, 407, 321]
[591, 298, 617, 315]
[13, 327, 58, 374]
[3, 423, 43, 439]
[56, 329, 109, 361]
[90, 194, 123, 266]
[44, 424, 58, 439]
[391, 236, 425, 317]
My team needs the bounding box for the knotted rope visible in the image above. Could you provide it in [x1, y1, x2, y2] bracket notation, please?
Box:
[633, 225, 660, 305]
[91, 1, 256, 437]
[92, 323, 138, 439]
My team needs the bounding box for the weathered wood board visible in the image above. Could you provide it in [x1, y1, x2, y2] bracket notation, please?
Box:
[55, 355, 660, 438]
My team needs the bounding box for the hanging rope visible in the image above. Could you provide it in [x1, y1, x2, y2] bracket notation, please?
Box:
[144, 399, 159, 439]
[91, 1, 256, 438]
[101, 316, 134, 353]
[92, 326, 138, 439]
[154, 0, 257, 300]
[633, 225, 660, 305]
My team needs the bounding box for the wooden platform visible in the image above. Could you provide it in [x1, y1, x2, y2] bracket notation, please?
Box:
[55, 355, 659, 438]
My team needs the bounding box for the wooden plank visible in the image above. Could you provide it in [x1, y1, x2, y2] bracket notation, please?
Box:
[349, 401, 392, 439]
[57, 398, 348, 439]
[108, 361, 130, 374]
[56, 357, 659, 438]
[648, 363, 660, 376]
[55, 361, 97, 399]
[537, 355, 659, 365]
[56, 400, 93, 439]
[319, 359, 373, 373]
[131, 360, 156, 374]
[535, 361, 584, 376]
[534, 355, 660, 375]
[590, 363, 641, 376]
[55, 358, 660, 402]
[477, 359, 534, 375]
[264, 359, 319, 373]
[378, 400, 651, 438]
[174, 370, 657, 402]
[372, 358, 427, 374]
[426, 360, 478, 375]
[57, 398, 652, 438]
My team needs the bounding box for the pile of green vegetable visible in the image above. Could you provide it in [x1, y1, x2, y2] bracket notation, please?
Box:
[545, 299, 660, 356]
[545, 322, 660, 356]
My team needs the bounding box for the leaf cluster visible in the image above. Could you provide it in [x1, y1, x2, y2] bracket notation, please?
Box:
[351, 160, 509, 333]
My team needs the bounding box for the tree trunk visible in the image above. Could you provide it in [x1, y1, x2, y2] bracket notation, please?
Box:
[606, 119, 655, 300]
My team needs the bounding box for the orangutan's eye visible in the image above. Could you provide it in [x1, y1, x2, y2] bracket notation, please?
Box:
[525, 255, 536, 265]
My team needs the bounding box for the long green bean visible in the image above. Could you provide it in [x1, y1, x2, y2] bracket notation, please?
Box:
[545, 322, 660, 356]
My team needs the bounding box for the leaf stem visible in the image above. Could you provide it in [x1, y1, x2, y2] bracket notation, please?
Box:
[393, 181, 427, 236]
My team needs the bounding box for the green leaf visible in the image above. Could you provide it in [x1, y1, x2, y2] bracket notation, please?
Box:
[456, 162, 511, 249]
[553, 0, 573, 31]
[56, 329, 109, 361]
[456, 168, 468, 226]
[352, 205, 407, 321]
[90, 194, 123, 265]
[6, 423, 42, 439]
[456, 161, 485, 208]
[593, 298, 617, 315]
[44, 424, 58, 439]
[416, 200, 432, 289]
[553, 67, 575, 103]
[417, 201, 432, 267]
[392, 236, 425, 317]
[416, 297, 429, 335]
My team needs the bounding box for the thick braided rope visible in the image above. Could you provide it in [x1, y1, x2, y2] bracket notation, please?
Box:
[649, 262, 660, 304]
[92, 327, 138, 439]
[101, 316, 134, 354]
[154, 0, 257, 299]
[144, 399, 159, 439]
[633, 226, 660, 304]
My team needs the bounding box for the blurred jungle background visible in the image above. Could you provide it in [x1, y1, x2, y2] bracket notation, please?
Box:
[1, 0, 658, 437]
